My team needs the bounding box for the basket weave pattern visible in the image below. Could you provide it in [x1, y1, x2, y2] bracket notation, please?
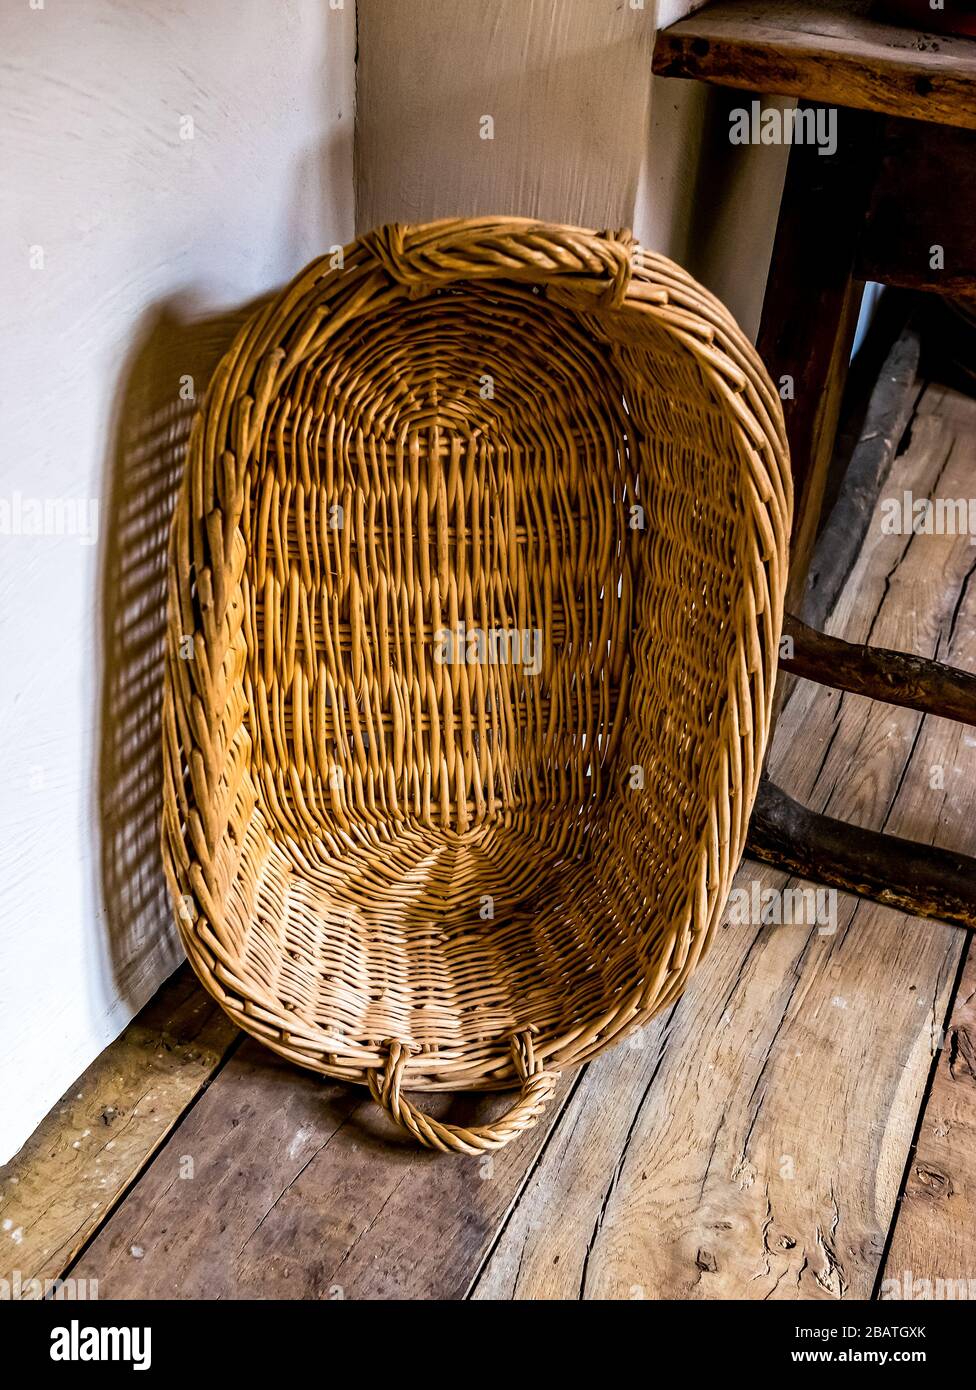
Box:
[162, 219, 790, 1152]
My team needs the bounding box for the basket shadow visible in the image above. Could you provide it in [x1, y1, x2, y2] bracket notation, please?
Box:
[336, 1079, 527, 1156]
[96, 295, 263, 1007]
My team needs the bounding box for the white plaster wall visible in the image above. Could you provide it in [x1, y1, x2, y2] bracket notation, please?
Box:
[356, 1, 788, 340]
[355, 0, 657, 232]
[0, 0, 355, 1163]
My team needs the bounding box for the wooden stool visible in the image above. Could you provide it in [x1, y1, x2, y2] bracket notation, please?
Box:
[653, 0, 976, 928]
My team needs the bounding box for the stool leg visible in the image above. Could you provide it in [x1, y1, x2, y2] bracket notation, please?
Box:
[747, 777, 976, 930]
[751, 618, 976, 929]
[756, 103, 882, 612]
[780, 614, 976, 726]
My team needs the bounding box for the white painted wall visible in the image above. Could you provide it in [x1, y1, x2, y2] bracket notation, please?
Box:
[0, 0, 355, 1163]
[356, 1, 789, 343]
[356, 0, 656, 233]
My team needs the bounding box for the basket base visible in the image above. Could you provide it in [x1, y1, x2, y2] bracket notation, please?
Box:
[212, 802, 653, 1067]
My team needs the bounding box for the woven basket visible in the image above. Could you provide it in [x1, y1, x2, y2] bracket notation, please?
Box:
[162, 218, 791, 1154]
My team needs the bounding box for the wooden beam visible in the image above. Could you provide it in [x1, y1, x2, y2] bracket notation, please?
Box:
[781, 613, 976, 726]
[652, 1, 976, 130]
[747, 778, 976, 929]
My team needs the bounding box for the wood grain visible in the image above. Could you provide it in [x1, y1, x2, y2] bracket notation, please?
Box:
[472, 1013, 677, 1300]
[781, 614, 976, 730]
[0, 967, 237, 1295]
[473, 383, 975, 1299]
[652, 1, 976, 130]
[875, 458, 976, 1296]
[880, 950, 976, 1300]
[749, 775, 976, 929]
[68, 1040, 578, 1300]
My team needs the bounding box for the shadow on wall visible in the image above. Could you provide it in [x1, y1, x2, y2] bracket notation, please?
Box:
[94, 109, 353, 1015]
[96, 296, 264, 1006]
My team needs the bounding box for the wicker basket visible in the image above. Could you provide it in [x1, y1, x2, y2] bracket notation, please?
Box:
[162, 218, 791, 1153]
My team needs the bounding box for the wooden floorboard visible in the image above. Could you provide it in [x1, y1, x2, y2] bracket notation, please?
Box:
[874, 411, 976, 1296]
[0, 966, 238, 1293]
[879, 948, 976, 1300]
[22, 380, 976, 1302]
[68, 1041, 579, 1299]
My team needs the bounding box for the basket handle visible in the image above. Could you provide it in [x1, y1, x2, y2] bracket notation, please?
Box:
[367, 1031, 560, 1155]
[363, 219, 635, 310]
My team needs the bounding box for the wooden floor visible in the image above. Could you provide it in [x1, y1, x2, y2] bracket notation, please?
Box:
[3, 379, 975, 1301]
